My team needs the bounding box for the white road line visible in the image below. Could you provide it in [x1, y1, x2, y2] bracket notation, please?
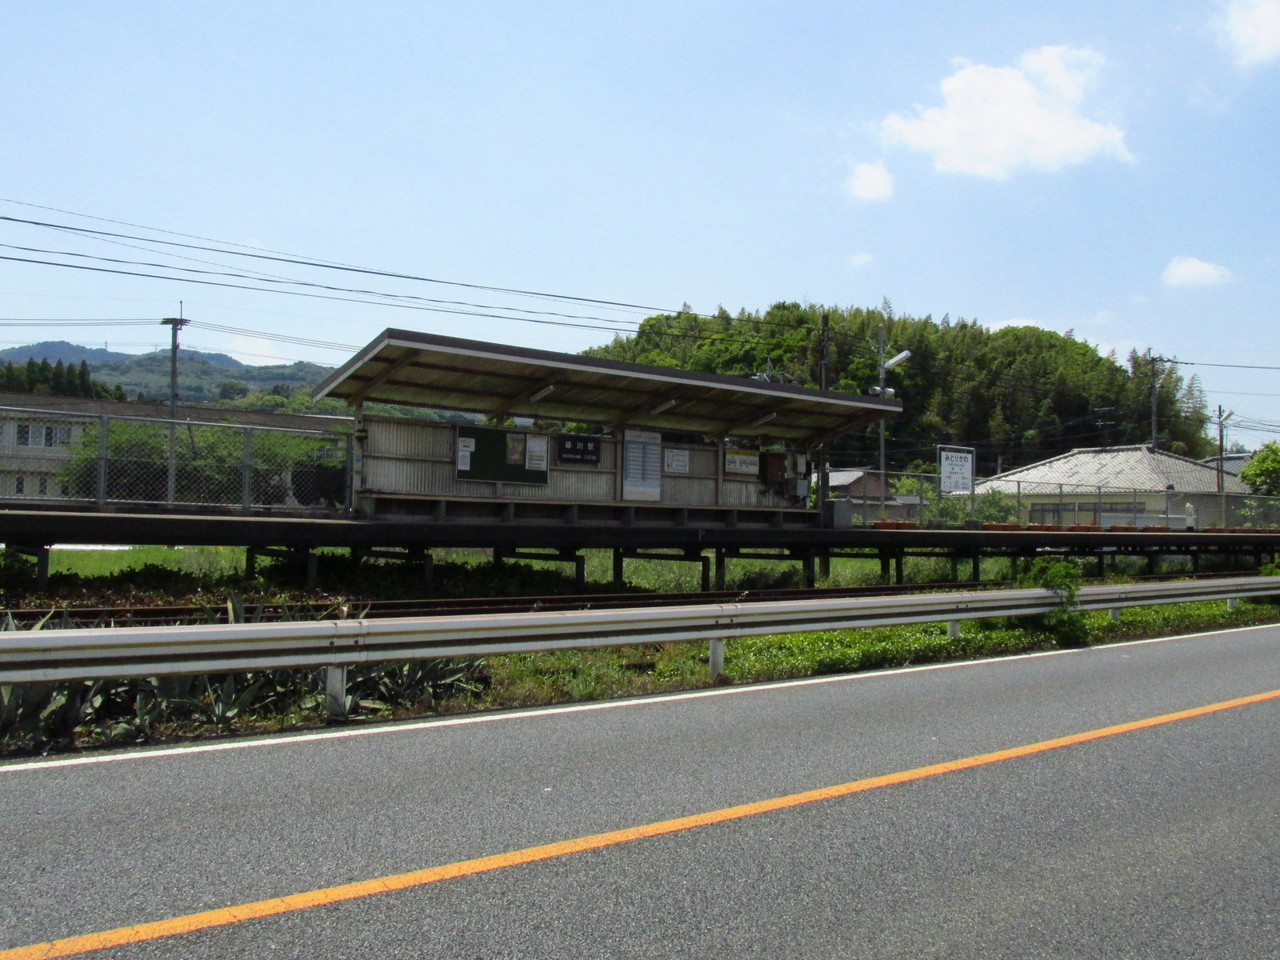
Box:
[3, 622, 1276, 773]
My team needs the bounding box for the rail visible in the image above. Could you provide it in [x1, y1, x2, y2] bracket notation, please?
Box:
[3, 577, 1278, 721]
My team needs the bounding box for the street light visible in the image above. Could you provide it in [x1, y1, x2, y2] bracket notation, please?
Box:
[871, 326, 910, 508]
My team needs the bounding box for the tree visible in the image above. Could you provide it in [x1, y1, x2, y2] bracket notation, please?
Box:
[214, 379, 249, 401]
[1239, 442, 1280, 498]
[585, 302, 1214, 473]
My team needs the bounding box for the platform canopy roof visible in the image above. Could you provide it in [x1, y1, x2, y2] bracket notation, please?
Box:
[316, 329, 899, 447]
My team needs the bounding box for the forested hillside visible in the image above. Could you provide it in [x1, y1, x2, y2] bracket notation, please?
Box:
[0, 341, 331, 404]
[586, 302, 1212, 473]
[0, 357, 127, 401]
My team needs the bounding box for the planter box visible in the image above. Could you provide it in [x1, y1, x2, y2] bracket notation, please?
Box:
[983, 522, 1022, 531]
[872, 521, 918, 529]
[1026, 524, 1063, 532]
[1108, 525, 1138, 532]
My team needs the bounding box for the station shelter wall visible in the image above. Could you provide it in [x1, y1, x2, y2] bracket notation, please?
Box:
[357, 416, 807, 510]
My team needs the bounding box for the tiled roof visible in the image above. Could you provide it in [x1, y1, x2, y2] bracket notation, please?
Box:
[975, 445, 1249, 495]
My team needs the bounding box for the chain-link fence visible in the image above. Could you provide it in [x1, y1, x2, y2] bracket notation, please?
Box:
[830, 469, 1280, 530]
[0, 406, 350, 511]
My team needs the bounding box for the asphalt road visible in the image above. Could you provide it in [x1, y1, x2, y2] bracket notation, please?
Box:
[3, 624, 1279, 959]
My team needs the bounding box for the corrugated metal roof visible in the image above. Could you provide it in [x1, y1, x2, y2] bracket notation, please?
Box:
[975, 445, 1250, 494]
[315, 329, 899, 446]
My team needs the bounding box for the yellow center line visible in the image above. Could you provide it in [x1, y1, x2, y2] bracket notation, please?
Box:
[7, 687, 1279, 960]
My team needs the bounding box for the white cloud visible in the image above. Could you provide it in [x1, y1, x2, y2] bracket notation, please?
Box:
[881, 46, 1132, 179]
[1162, 255, 1235, 287]
[846, 161, 894, 200]
[1217, 0, 1280, 67]
[848, 252, 873, 267]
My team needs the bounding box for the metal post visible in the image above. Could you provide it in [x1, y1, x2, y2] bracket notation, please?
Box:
[708, 637, 725, 682]
[96, 415, 108, 506]
[162, 315, 187, 504]
[242, 428, 254, 509]
[878, 324, 887, 511]
[326, 665, 348, 721]
[817, 312, 830, 517]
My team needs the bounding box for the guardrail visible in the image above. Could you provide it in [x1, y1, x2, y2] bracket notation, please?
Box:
[3, 577, 1278, 718]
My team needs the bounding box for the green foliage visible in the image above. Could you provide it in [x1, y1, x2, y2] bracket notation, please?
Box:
[1240, 442, 1280, 498]
[586, 303, 1214, 471]
[0, 356, 125, 400]
[888, 473, 1018, 526]
[1017, 558, 1087, 646]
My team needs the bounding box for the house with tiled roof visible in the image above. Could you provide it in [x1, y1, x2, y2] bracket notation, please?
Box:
[827, 467, 923, 522]
[973, 445, 1252, 529]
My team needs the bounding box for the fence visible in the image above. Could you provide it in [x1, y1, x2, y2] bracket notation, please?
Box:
[833, 469, 1280, 530]
[3, 576, 1278, 717]
[0, 405, 351, 512]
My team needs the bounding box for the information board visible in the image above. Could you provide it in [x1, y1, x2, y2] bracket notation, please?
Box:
[939, 447, 974, 494]
[623, 429, 662, 502]
[456, 426, 550, 485]
[725, 449, 760, 475]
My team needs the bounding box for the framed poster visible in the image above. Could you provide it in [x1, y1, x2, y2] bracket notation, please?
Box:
[725, 449, 760, 475]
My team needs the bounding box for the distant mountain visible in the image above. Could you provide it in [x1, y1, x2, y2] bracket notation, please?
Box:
[0, 341, 134, 366]
[0, 341, 333, 403]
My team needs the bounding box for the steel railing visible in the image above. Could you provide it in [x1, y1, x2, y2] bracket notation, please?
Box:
[3, 579, 1277, 706]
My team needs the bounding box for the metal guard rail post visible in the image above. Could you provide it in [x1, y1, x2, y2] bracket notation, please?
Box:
[3, 578, 1279, 701]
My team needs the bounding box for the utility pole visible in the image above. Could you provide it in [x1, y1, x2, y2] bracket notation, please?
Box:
[817, 312, 830, 517]
[1149, 350, 1159, 449]
[871, 326, 911, 512]
[162, 315, 188, 415]
[878, 324, 887, 508]
[161, 311, 188, 503]
[1216, 405, 1234, 494]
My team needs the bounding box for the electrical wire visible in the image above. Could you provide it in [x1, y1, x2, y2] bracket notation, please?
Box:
[0, 201, 811, 331]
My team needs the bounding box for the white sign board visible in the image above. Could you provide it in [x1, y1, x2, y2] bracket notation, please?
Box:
[525, 434, 548, 472]
[623, 429, 663, 502]
[663, 448, 690, 474]
[725, 449, 760, 475]
[939, 449, 973, 494]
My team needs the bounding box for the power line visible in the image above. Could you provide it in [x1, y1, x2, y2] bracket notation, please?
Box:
[0, 211, 681, 317]
[0, 319, 157, 327]
[0, 241, 646, 329]
[0, 254, 647, 335]
[0, 202, 811, 331]
[1154, 356, 1280, 372]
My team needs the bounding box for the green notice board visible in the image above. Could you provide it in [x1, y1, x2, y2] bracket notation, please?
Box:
[456, 426, 550, 485]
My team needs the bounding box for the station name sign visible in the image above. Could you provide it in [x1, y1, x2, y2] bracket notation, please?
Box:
[557, 435, 601, 465]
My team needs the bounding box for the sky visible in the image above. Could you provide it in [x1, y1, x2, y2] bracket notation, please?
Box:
[2, 0, 1278, 446]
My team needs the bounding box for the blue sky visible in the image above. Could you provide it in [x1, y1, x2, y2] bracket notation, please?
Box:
[2, 1, 1277, 445]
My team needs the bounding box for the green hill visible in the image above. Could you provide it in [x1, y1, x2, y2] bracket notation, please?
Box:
[586, 302, 1212, 473]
